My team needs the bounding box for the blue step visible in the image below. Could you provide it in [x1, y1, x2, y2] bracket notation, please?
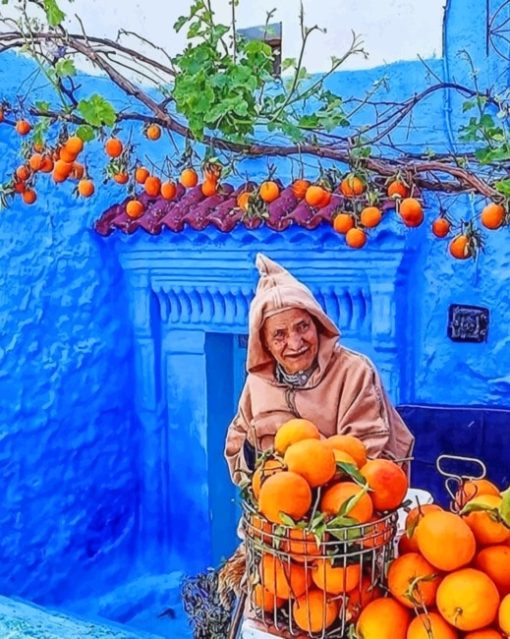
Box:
[0, 596, 162, 639]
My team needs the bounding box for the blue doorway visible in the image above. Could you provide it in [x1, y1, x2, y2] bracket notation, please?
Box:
[205, 333, 248, 567]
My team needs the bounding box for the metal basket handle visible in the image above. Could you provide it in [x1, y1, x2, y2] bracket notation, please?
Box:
[436, 454, 487, 509]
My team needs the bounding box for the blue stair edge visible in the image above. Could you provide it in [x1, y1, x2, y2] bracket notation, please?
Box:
[0, 595, 163, 639]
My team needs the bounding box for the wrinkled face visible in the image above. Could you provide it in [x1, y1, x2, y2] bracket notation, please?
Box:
[262, 308, 319, 375]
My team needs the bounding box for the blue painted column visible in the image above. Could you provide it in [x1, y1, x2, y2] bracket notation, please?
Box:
[161, 327, 212, 572]
[120, 268, 171, 572]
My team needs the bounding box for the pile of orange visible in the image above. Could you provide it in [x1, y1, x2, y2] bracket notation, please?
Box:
[246, 418, 410, 634]
[385, 477, 510, 638]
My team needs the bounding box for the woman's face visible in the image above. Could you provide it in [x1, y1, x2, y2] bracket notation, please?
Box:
[263, 308, 319, 374]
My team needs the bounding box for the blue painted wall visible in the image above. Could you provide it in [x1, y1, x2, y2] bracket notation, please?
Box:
[1, 0, 510, 615]
[0, 58, 144, 604]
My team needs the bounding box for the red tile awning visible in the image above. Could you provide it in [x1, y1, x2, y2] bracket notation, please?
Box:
[94, 182, 347, 235]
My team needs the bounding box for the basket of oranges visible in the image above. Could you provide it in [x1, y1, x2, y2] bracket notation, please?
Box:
[240, 418, 409, 638]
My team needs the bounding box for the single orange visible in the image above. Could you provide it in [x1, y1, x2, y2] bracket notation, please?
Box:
[274, 419, 320, 455]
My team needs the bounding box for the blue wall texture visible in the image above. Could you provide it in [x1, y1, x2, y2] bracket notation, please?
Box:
[1, 0, 510, 613]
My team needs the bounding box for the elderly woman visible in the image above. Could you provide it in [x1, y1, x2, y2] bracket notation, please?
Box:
[225, 253, 414, 483]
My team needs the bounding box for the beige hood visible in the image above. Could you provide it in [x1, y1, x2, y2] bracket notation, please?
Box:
[247, 254, 339, 381]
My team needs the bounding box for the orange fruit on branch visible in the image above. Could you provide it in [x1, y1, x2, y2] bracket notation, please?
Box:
[78, 179, 95, 197]
[53, 159, 73, 179]
[481, 202, 505, 229]
[160, 181, 177, 200]
[340, 174, 365, 197]
[260, 554, 311, 599]
[284, 439, 336, 488]
[304, 184, 330, 207]
[360, 206, 382, 228]
[15, 119, 31, 135]
[113, 173, 129, 185]
[346, 227, 367, 249]
[40, 156, 54, 173]
[449, 234, 472, 259]
[291, 179, 310, 200]
[259, 180, 280, 203]
[436, 568, 500, 631]
[105, 137, 123, 158]
[64, 135, 84, 156]
[432, 217, 451, 238]
[22, 189, 37, 205]
[201, 179, 218, 197]
[399, 197, 424, 227]
[180, 168, 198, 188]
[360, 458, 408, 512]
[407, 612, 458, 639]
[333, 212, 355, 234]
[126, 199, 145, 219]
[29, 153, 44, 172]
[311, 558, 361, 594]
[59, 146, 77, 164]
[145, 123, 161, 140]
[258, 471, 312, 524]
[292, 589, 339, 633]
[387, 552, 441, 608]
[274, 418, 320, 455]
[415, 510, 476, 571]
[356, 597, 411, 639]
[144, 176, 161, 197]
[71, 162, 84, 180]
[237, 191, 251, 211]
[387, 180, 409, 199]
[135, 167, 150, 184]
[15, 165, 31, 181]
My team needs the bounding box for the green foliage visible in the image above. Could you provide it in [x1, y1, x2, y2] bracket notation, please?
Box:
[173, 1, 275, 140]
[1, 0, 71, 26]
[460, 97, 510, 164]
[77, 95, 116, 128]
[171, 0, 351, 142]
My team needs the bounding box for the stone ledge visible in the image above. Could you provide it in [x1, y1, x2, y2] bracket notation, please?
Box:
[0, 596, 162, 639]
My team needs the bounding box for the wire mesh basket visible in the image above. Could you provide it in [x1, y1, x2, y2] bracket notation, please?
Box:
[242, 504, 399, 638]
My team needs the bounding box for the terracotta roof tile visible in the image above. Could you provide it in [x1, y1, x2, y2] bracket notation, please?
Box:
[94, 182, 410, 236]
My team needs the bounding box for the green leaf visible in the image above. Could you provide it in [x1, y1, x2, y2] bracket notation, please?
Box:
[34, 101, 50, 113]
[77, 95, 117, 127]
[174, 15, 188, 32]
[278, 513, 297, 527]
[462, 100, 476, 113]
[282, 57, 297, 71]
[336, 462, 368, 487]
[43, 0, 66, 26]
[499, 487, 510, 528]
[460, 501, 498, 516]
[298, 114, 320, 129]
[54, 59, 76, 78]
[494, 179, 510, 197]
[76, 125, 96, 142]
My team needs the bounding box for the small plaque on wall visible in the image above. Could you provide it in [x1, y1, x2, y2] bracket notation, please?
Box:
[448, 304, 489, 343]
